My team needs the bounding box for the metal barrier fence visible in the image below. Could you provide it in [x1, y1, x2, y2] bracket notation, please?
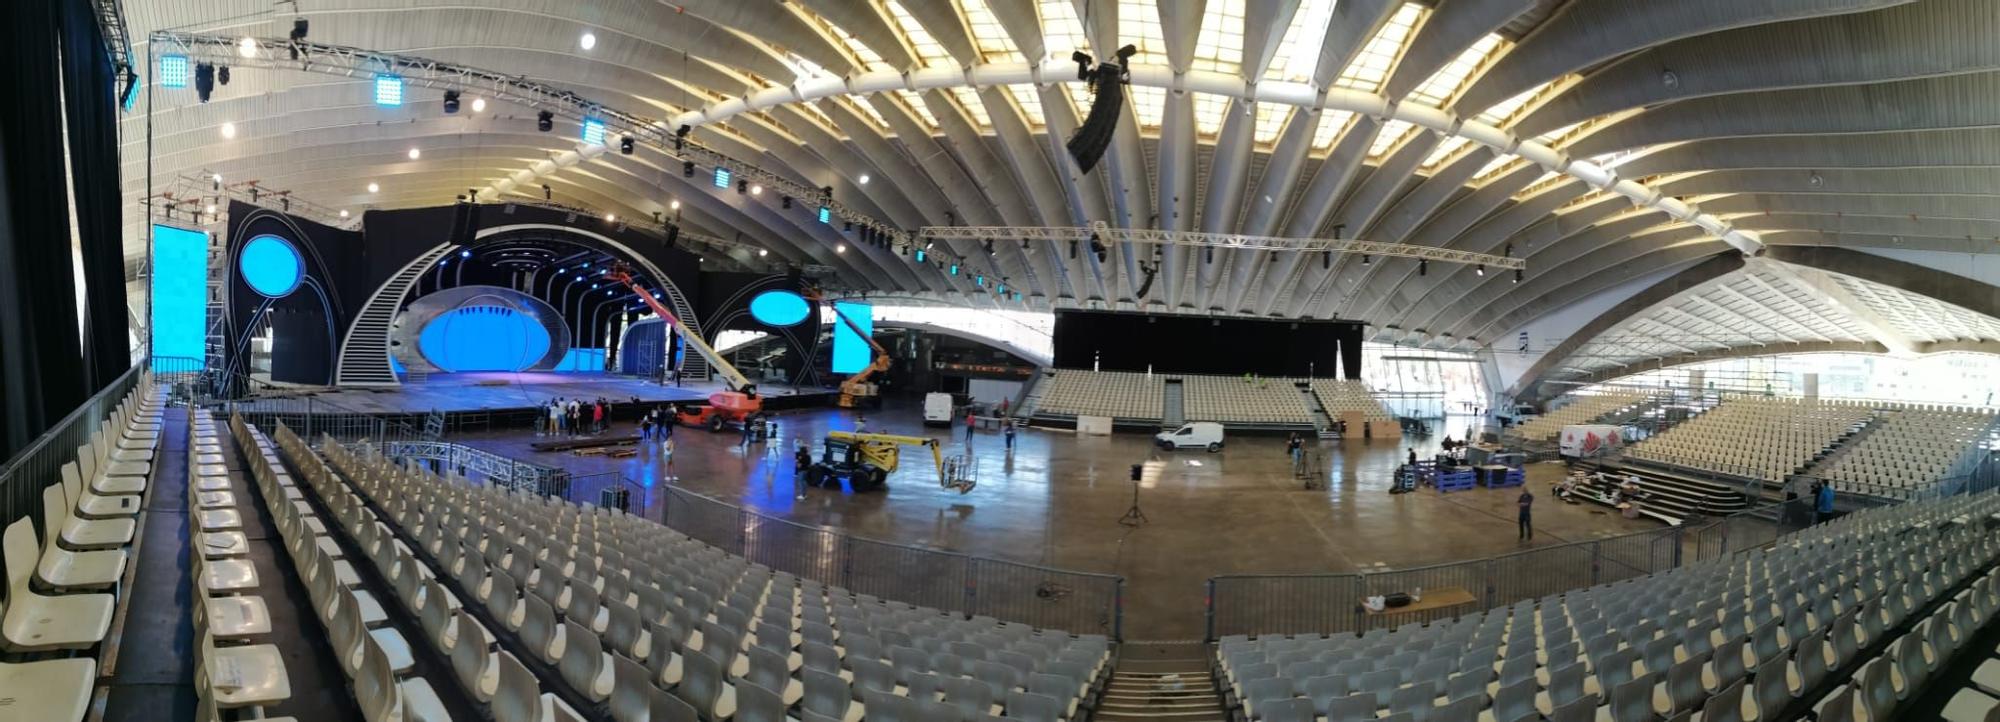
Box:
[659, 485, 1125, 640]
[1206, 506, 1794, 640]
[0, 362, 150, 533]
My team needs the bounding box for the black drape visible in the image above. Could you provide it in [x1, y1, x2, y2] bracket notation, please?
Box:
[0, 0, 93, 459]
[1339, 325, 1363, 380]
[60, 0, 130, 390]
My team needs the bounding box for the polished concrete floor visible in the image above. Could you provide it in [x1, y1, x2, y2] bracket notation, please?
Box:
[238, 372, 831, 414]
[454, 403, 1658, 640]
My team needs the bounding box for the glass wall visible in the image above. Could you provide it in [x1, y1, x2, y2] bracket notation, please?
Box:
[1574, 352, 2000, 408]
[1359, 343, 1489, 419]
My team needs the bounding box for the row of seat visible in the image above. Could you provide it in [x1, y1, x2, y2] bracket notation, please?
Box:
[286, 424, 1111, 722]
[1815, 407, 1999, 499]
[1627, 398, 1873, 482]
[0, 374, 164, 721]
[1307, 380, 1397, 425]
[1034, 371, 1163, 420]
[1211, 487, 2000, 722]
[1512, 393, 1647, 441]
[1185, 377, 1311, 425]
[1813, 567, 2000, 721]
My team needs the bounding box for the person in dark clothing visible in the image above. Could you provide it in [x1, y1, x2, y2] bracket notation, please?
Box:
[1815, 482, 1836, 524]
[1003, 420, 1017, 451]
[1407, 448, 1418, 467]
[1517, 488, 1534, 541]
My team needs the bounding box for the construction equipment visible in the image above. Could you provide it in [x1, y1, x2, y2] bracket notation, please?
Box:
[604, 262, 761, 431]
[805, 289, 889, 408]
[803, 430, 974, 494]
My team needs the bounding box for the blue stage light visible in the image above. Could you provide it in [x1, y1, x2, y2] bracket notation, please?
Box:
[713, 167, 731, 189]
[374, 75, 403, 106]
[239, 235, 304, 297]
[748, 290, 810, 327]
[459, 249, 471, 258]
[817, 206, 831, 224]
[914, 249, 926, 263]
[581, 118, 607, 145]
[159, 55, 189, 88]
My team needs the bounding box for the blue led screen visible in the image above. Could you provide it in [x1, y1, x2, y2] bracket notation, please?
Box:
[239, 235, 303, 297]
[417, 305, 552, 372]
[748, 290, 810, 327]
[556, 348, 607, 372]
[151, 224, 207, 371]
[831, 300, 874, 374]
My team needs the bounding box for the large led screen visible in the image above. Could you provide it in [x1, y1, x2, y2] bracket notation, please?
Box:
[151, 224, 207, 370]
[830, 300, 874, 374]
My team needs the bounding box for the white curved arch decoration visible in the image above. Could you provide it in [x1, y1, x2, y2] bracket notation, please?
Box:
[604, 62, 1758, 256]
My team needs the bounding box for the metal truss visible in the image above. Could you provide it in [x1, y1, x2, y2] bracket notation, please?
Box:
[150, 31, 914, 246]
[94, 0, 135, 99]
[144, 172, 355, 229]
[916, 223, 1528, 270]
[493, 200, 834, 275]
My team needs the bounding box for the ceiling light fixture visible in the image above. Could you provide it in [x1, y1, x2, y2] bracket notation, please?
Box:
[580, 32, 597, 50]
[407, 148, 421, 160]
[858, 173, 871, 185]
[219, 122, 237, 139]
[367, 182, 380, 193]
[237, 37, 257, 58]
[470, 97, 486, 113]
[339, 210, 349, 218]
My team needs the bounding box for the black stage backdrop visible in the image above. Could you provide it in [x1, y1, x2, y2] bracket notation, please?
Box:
[694, 271, 823, 387]
[1052, 311, 1362, 378]
[225, 202, 363, 385]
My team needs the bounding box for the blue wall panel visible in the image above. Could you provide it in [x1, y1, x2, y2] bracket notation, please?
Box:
[831, 300, 874, 374]
[150, 224, 207, 370]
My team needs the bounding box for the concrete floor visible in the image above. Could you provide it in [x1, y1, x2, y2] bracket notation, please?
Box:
[453, 402, 1658, 640]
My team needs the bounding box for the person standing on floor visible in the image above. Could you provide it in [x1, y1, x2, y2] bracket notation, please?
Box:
[551, 399, 566, 435]
[1815, 480, 1836, 524]
[964, 410, 976, 443]
[1517, 487, 1534, 541]
[593, 399, 606, 434]
[1004, 419, 1017, 451]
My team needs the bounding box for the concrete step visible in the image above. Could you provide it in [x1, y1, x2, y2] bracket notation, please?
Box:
[1100, 667, 1227, 722]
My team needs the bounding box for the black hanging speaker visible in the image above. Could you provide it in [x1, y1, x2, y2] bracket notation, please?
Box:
[1064, 45, 1137, 174]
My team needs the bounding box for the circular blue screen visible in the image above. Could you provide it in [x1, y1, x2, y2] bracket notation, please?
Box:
[417, 305, 552, 372]
[239, 235, 304, 297]
[748, 290, 811, 327]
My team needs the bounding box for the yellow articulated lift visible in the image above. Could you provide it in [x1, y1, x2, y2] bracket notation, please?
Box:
[804, 431, 976, 494]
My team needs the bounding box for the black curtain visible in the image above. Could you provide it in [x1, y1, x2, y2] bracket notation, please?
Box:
[0, 0, 97, 459]
[1339, 324, 1363, 380]
[60, 0, 129, 390]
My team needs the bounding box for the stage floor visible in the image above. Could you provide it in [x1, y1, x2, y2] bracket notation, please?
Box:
[242, 372, 833, 414]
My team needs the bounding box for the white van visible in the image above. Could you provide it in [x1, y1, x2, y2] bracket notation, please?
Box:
[922, 392, 955, 426]
[1156, 422, 1225, 452]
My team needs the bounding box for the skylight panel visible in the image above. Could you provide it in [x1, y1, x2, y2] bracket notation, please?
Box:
[1311, 109, 1356, 150]
[886, 1, 951, 68]
[960, 0, 1025, 63]
[1191, 0, 1245, 74]
[894, 91, 940, 126]
[1421, 134, 1472, 170]
[1254, 104, 1291, 144]
[1368, 119, 1416, 158]
[1333, 3, 1426, 93]
[1128, 85, 1166, 128]
[1263, 0, 1338, 83]
[843, 95, 892, 130]
[1005, 85, 1046, 127]
[1472, 77, 1559, 127]
[949, 87, 994, 128]
[1039, 0, 1096, 111]
[803, 8, 888, 71]
[779, 51, 834, 82]
[1116, 0, 1168, 69]
[1403, 33, 1505, 108]
[1472, 154, 1525, 183]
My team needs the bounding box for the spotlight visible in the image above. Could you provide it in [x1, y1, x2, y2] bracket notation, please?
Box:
[1204, 246, 1213, 263]
[339, 209, 349, 218]
[194, 63, 214, 102]
[219, 122, 236, 139]
[216, 66, 230, 85]
[579, 31, 597, 50]
[373, 75, 403, 106]
[407, 148, 421, 160]
[1514, 268, 1524, 283]
[674, 124, 691, 151]
[542, 185, 552, 200]
[682, 161, 694, 178]
[843, 221, 854, 232]
[669, 199, 681, 210]
[160, 54, 190, 88]
[367, 182, 380, 193]
[950, 264, 959, 276]
[1475, 264, 1485, 277]
[460, 250, 471, 258]
[858, 173, 871, 185]
[442, 90, 460, 113]
[736, 179, 748, 195]
[1361, 254, 1371, 266]
[665, 224, 680, 248]
[619, 136, 634, 155]
[1321, 251, 1330, 269]
[289, 19, 309, 52]
[581, 118, 606, 145]
[1088, 232, 1107, 262]
[751, 184, 763, 196]
[236, 37, 257, 58]
[837, 244, 847, 254]
[1021, 238, 1030, 250]
[758, 249, 768, 257]
[470, 97, 486, 113]
[1069, 240, 1077, 259]
[536, 110, 554, 132]
[1418, 259, 1428, 276]
[211, 173, 222, 189]
[205, 203, 216, 215]
[714, 167, 733, 189]
[914, 248, 926, 263]
[983, 239, 995, 256]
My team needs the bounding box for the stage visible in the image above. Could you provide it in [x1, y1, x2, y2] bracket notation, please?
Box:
[231, 371, 838, 415]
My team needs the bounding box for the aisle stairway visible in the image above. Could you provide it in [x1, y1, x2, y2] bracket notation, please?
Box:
[1098, 666, 1226, 721]
[1163, 380, 1186, 428]
[1585, 461, 1756, 524]
[1298, 383, 1338, 439]
[1798, 411, 1891, 478]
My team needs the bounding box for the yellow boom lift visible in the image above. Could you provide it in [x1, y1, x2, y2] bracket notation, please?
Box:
[804, 430, 975, 494]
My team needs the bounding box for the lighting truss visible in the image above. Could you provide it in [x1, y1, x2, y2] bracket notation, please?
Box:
[93, 0, 135, 97]
[151, 30, 915, 245]
[143, 172, 354, 229]
[504, 199, 833, 275]
[916, 223, 1527, 270]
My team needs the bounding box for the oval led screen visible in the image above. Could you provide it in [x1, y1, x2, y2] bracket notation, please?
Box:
[748, 290, 811, 327]
[417, 305, 552, 372]
[239, 235, 304, 297]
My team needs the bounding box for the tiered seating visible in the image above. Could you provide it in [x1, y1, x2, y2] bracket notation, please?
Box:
[1814, 405, 1999, 500]
[0, 374, 161, 721]
[1035, 370, 1163, 420]
[1626, 397, 1873, 482]
[222, 413, 461, 720]
[1183, 376, 1311, 425]
[1309, 380, 1397, 425]
[1212, 489, 2000, 722]
[1512, 392, 1647, 441]
[282, 425, 1112, 722]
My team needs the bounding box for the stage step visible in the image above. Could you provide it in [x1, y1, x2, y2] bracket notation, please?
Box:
[1097, 668, 1226, 722]
[335, 244, 457, 387]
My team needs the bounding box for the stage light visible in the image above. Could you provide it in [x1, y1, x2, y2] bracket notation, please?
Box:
[682, 161, 695, 178]
[442, 90, 460, 113]
[536, 111, 553, 132]
[665, 224, 679, 248]
[460, 250, 471, 258]
[818, 206, 831, 224]
[575, 275, 583, 281]
[439, 259, 448, 266]
[216, 66, 230, 85]
[736, 180, 747, 195]
[1204, 247, 1212, 263]
[1503, 243, 1513, 257]
[974, 274, 985, 287]
[1475, 264, 1485, 277]
[160, 55, 189, 88]
[915, 249, 926, 263]
[367, 182, 380, 193]
[219, 122, 236, 139]
[592, 283, 600, 289]
[470, 97, 486, 113]
[619, 136, 634, 155]
[1088, 232, 1107, 262]
[1321, 251, 1330, 269]
[1514, 268, 1524, 283]
[579, 31, 597, 50]
[1022, 238, 1030, 250]
[758, 249, 768, 257]
[374, 75, 403, 106]
[949, 264, 959, 276]
[837, 244, 846, 254]
[542, 185, 552, 201]
[205, 204, 217, 215]
[781, 196, 792, 209]
[581, 117, 607, 145]
[237, 37, 257, 58]
[407, 148, 421, 160]
[211, 173, 222, 187]
[194, 63, 214, 102]
[605, 214, 616, 223]
[750, 184, 763, 196]
[1361, 254, 1371, 266]
[843, 221, 853, 232]
[669, 199, 681, 210]
[339, 209, 349, 218]
[858, 173, 871, 185]
[713, 167, 732, 189]
[1068, 240, 1077, 259]
[1418, 259, 1428, 276]
[674, 124, 690, 151]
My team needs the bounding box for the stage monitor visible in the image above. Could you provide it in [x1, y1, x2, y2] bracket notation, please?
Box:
[1052, 310, 1361, 378]
[831, 300, 874, 374]
[150, 224, 207, 371]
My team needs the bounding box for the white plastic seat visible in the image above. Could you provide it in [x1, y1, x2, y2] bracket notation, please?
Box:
[198, 551, 259, 594]
[45, 484, 133, 551]
[36, 486, 126, 590]
[63, 462, 137, 519]
[0, 657, 95, 721]
[200, 531, 250, 558]
[3, 517, 112, 652]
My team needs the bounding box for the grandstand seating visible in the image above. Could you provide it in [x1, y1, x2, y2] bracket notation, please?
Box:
[1512, 392, 1648, 442]
[271, 418, 1112, 722]
[1212, 487, 2000, 722]
[1183, 376, 1312, 425]
[1034, 370, 1164, 420]
[1625, 397, 1873, 482]
[1812, 406, 1998, 500]
[1309, 380, 1398, 426]
[0, 374, 160, 721]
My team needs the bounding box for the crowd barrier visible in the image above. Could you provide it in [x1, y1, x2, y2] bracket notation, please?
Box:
[0, 360, 149, 531]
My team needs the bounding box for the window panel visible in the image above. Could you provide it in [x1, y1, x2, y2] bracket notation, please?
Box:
[1263, 0, 1338, 83]
[1333, 3, 1426, 93]
[1311, 109, 1356, 150]
[1403, 33, 1506, 108]
[1005, 85, 1046, 128]
[885, 1, 951, 68]
[960, 0, 1025, 63]
[1368, 119, 1416, 158]
[949, 86, 994, 128]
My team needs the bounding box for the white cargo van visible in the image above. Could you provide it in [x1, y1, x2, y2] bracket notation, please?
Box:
[922, 392, 955, 426]
[1156, 422, 1225, 452]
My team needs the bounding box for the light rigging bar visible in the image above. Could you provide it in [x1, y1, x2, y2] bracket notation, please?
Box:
[916, 223, 1527, 270]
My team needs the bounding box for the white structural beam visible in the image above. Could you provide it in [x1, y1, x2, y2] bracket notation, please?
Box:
[920, 223, 1526, 269]
[1752, 259, 1918, 355]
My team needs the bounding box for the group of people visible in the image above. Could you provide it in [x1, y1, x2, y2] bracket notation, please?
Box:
[637, 405, 678, 443]
[542, 397, 613, 436]
[962, 411, 1020, 451]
